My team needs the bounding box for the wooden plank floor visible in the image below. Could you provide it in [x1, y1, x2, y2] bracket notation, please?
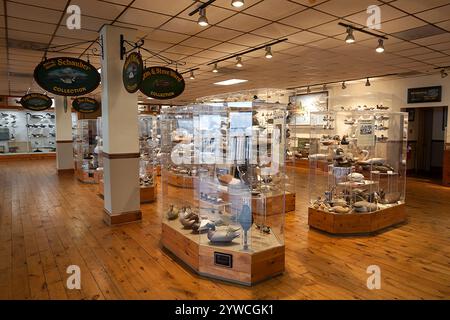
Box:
[0, 159, 449, 300]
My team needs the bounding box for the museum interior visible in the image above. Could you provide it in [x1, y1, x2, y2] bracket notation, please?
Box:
[0, 0, 449, 300]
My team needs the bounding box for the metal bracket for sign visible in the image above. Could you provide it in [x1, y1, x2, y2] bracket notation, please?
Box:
[120, 34, 145, 60]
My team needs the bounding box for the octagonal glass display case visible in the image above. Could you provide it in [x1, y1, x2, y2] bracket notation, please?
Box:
[160, 103, 287, 285]
[74, 119, 100, 184]
[308, 110, 408, 234]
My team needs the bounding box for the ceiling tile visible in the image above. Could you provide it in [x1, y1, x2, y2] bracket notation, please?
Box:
[279, 8, 336, 29]
[306, 37, 344, 49]
[117, 8, 171, 28]
[213, 0, 262, 11]
[178, 5, 236, 25]
[210, 42, 250, 54]
[251, 23, 299, 38]
[71, 0, 126, 20]
[196, 26, 243, 41]
[165, 44, 204, 56]
[344, 4, 407, 27]
[437, 20, 450, 32]
[179, 36, 222, 49]
[380, 16, 427, 34]
[8, 17, 56, 35]
[390, 0, 450, 13]
[429, 41, 450, 51]
[55, 27, 99, 41]
[315, 0, 382, 18]
[7, 2, 62, 24]
[228, 33, 272, 47]
[416, 5, 450, 23]
[243, 0, 306, 21]
[412, 33, 450, 46]
[218, 14, 270, 32]
[160, 18, 205, 35]
[287, 31, 326, 45]
[145, 29, 191, 44]
[132, 0, 192, 15]
[8, 30, 52, 44]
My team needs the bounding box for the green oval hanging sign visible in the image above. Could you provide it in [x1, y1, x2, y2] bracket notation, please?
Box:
[20, 93, 53, 111]
[140, 66, 185, 100]
[34, 57, 100, 96]
[72, 97, 100, 113]
[123, 52, 143, 93]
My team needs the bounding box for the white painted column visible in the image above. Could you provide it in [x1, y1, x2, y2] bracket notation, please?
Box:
[54, 96, 74, 172]
[100, 24, 141, 225]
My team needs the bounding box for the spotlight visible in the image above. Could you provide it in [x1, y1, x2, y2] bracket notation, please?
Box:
[342, 81, 347, 90]
[198, 8, 208, 27]
[190, 70, 195, 80]
[365, 78, 371, 86]
[441, 69, 448, 78]
[307, 86, 311, 94]
[265, 46, 273, 59]
[345, 27, 355, 44]
[236, 56, 243, 68]
[376, 39, 385, 53]
[322, 84, 327, 91]
[212, 63, 219, 73]
[231, 0, 244, 8]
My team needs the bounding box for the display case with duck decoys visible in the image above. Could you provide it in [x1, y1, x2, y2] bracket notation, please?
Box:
[74, 119, 100, 184]
[160, 103, 287, 286]
[308, 110, 408, 234]
[96, 117, 104, 197]
[138, 115, 158, 203]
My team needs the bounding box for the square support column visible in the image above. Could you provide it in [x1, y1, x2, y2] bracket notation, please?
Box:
[100, 24, 141, 225]
[55, 96, 74, 173]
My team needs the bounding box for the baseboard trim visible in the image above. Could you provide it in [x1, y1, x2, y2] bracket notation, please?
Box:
[103, 208, 142, 226]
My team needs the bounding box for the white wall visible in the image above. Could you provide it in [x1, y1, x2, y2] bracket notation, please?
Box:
[327, 73, 450, 141]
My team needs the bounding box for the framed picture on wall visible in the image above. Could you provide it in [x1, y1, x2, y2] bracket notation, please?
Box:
[407, 86, 442, 104]
[288, 91, 328, 125]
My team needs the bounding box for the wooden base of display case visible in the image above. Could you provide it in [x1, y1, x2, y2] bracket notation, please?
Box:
[161, 221, 284, 286]
[167, 171, 196, 189]
[308, 204, 406, 235]
[0, 152, 56, 161]
[286, 158, 309, 168]
[98, 179, 104, 197]
[140, 185, 156, 203]
[221, 191, 295, 215]
[76, 168, 100, 184]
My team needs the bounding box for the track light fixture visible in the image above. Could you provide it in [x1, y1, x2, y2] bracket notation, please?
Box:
[190, 70, 195, 79]
[365, 78, 371, 86]
[236, 56, 243, 68]
[265, 46, 273, 59]
[212, 63, 219, 73]
[441, 69, 448, 78]
[322, 84, 327, 91]
[231, 0, 244, 8]
[376, 39, 385, 53]
[198, 8, 208, 27]
[345, 27, 355, 44]
[306, 86, 311, 94]
[342, 81, 347, 90]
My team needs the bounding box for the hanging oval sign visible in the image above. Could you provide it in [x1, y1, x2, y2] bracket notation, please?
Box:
[33, 57, 100, 96]
[123, 52, 143, 93]
[20, 93, 53, 111]
[140, 66, 185, 100]
[72, 97, 100, 113]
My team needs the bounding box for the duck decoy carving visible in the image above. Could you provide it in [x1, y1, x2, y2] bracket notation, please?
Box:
[205, 223, 240, 244]
[179, 207, 199, 229]
[166, 205, 179, 220]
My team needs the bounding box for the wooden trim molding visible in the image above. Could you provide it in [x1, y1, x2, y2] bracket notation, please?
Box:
[103, 209, 142, 225]
[102, 152, 140, 159]
[56, 140, 73, 144]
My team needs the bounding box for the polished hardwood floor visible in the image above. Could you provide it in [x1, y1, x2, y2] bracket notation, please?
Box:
[0, 159, 449, 300]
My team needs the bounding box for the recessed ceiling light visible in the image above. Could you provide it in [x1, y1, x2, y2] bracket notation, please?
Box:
[214, 79, 248, 86]
[231, 0, 244, 8]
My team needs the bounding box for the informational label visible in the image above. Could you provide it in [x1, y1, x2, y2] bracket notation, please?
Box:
[140, 66, 185, 100]
[19, 93, 53, 111]
[34, 57, 100, 96]
[122, 52, 143, 93]
[72, 97, 99, 113]
[357, 119, 375, 147]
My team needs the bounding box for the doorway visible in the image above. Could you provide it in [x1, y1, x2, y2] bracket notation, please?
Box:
[402, 106, 448, 180]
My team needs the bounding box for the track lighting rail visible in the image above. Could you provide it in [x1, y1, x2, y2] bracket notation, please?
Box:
[338, 22, 388, 40]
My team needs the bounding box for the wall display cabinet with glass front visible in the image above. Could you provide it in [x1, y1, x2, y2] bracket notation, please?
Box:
[160, 103, 287, 285]
[0, 110, 56, 154]
[308, 110, 408, 234]
[74, 119, 101, 184]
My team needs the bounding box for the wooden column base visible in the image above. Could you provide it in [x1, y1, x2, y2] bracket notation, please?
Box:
[161, 221, 285, 286]
[57, 168, 74, 175]
[308, 204, 406, 235]
[103, 209, 142, 226]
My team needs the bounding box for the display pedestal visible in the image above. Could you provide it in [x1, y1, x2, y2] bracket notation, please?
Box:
[167, 171, 196, 189]
[140, 185, 156, 203]
[161, 221, 285, 286]
[308, 204, 406, 234]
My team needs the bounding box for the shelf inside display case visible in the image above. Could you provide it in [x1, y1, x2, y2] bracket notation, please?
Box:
[160, 103, 287, 285]
[74, 119, 100, 184]
[307, 110, 408, 235]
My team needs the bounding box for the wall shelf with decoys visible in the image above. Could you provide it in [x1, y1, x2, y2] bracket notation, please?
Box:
[308, 110, 408, 234]
[160, 103, 287, 286]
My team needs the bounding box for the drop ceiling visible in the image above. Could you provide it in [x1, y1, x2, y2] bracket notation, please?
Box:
[0, 0, 450, 104]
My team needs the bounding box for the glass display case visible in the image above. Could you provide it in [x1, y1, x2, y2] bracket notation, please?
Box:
[96, 117, 104, 196]
[308, 110, 408, 234]
[139, 115, 158, 203]
[74, 119, 100, 184]
[0, 110, 56, 154]
[160, 103, 287, 285]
